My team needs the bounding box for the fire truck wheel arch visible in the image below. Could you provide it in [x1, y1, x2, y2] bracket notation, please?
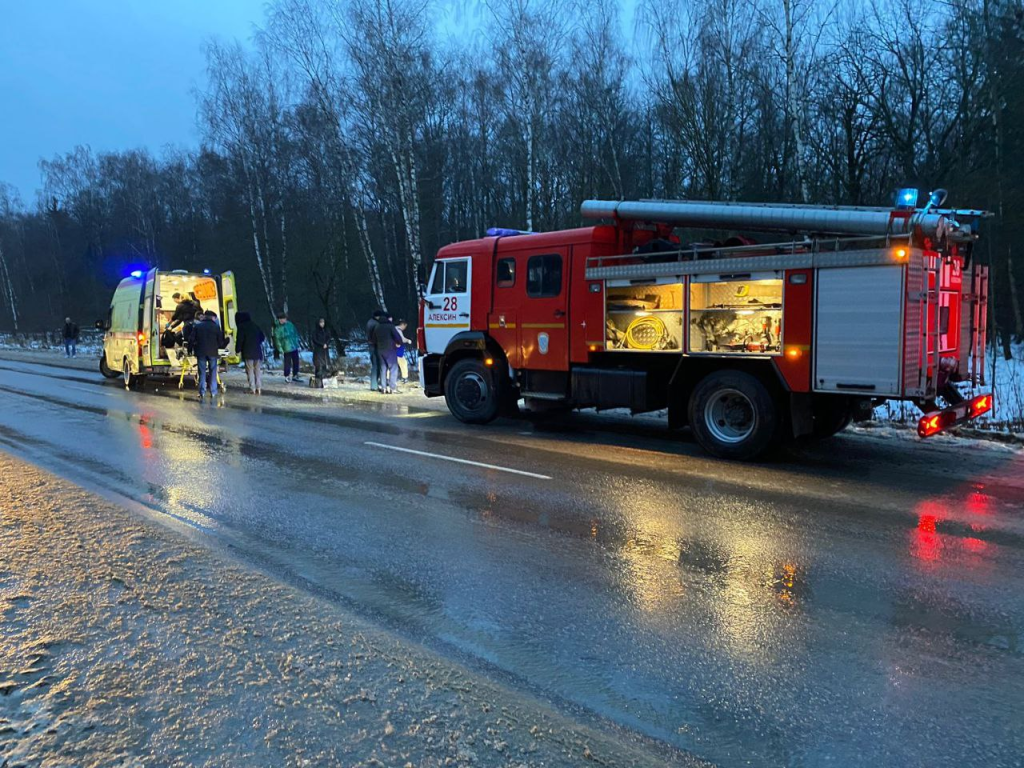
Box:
[687, 370, 780, 460]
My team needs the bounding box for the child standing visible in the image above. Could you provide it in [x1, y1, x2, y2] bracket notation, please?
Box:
[272, 312, 301, 382]
[395, 319, 413, 386]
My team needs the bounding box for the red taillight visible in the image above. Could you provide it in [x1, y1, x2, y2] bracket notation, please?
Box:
[969, 394, 993, 418]
[918, 410, 956, 438]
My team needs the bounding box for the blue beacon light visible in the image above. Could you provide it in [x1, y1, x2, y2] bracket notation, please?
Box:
[130, 270, 143, 279]
[896, 188, 918, 208]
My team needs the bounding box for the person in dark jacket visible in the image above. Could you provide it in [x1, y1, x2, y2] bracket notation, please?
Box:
[62, 317, 80, 358]
[373, 315, 403, 394]
[188, 312, 225, 399]
[311, 318, 331, 382]
[167, 292, 201, 332]
[366, 310, 383, 392]
[234, 311, 265, 395]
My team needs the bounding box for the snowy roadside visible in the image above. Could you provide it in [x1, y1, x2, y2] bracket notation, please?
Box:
[1, 346, 1021, 450]
[0, 451, 677, 768]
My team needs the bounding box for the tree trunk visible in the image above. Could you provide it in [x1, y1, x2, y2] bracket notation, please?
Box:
[279, 210, 290, 315]
[0, 240, 19, 330]
[245, 166, 276, 319]
[353, 203, 387, 312]
[1008, 247, 1023, 340]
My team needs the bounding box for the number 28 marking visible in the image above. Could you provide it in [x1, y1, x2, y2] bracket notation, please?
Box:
[443, 296, 459, 311]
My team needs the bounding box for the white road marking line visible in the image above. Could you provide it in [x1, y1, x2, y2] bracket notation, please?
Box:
[68, 385, 114, 396]
[364, 441, 552, 480]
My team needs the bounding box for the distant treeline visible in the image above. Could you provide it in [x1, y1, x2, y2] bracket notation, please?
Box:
[0, 0, 1022, 352]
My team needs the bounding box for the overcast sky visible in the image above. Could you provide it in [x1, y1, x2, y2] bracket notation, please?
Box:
[0, 0, 489, 205]
[1, 0, 634, 204]
[0, 0, 269, 202]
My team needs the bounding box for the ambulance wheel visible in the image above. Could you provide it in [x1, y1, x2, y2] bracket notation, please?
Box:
[99, 357, 119, 379]
[689, 371, 777, 460]
[122, 358, 145, 391]
[445, 358, 501, 424]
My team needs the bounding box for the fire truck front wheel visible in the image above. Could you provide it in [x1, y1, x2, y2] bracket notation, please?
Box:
[444, 358, 502, 424]
[689, 371, 778, 460]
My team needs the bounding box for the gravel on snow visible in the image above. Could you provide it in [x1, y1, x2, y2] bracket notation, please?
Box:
[0, 452, 682, 768]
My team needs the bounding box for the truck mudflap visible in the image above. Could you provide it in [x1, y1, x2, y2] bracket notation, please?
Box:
[421, 353, 443, 397]
[917, 393, 993, 438]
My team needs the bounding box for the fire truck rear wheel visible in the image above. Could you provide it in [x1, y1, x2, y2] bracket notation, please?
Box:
[689, 371, 778, 460]
[445, 358, 501, 424]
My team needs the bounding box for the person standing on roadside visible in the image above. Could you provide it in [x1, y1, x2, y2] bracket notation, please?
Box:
[188, 311, 225, 400]
[373, 314, 402, 395]
[62, 317, 80, 358]
[234, 311, 265, 395]
[272, 312, 301, 382]
[312, 318, 331, 383]
[366, 309, 383, 392]
[395, 319, 413, 386]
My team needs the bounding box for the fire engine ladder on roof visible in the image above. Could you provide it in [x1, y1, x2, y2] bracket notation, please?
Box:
[969, 263, 989, 387]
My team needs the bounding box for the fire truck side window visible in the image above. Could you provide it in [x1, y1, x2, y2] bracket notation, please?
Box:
[428, 263, 445, 295]
[526, 254, 562, 298]
[496, 258, 516, 288]
[445, 261, 467, 293]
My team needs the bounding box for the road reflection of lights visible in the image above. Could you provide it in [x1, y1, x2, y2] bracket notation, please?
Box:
[608, 494, 686, 613]
[912, 502, 943, 563]
[138, 420, 153, 451]
[911, 498, 996, 564]
[966, 488, 992, 516]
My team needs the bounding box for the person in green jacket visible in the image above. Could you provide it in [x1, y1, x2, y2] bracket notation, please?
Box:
[272, 312, 302, 382]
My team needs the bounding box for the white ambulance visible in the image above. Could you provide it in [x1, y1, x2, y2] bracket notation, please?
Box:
[98, 268, 239, 389]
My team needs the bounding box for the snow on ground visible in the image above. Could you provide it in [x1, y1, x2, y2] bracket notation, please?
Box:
[873, 344, 1024, 435]
[0, 451, 667, 768]
[2, 334, 1022, 439]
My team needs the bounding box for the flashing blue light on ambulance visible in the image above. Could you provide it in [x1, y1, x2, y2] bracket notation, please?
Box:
[130, 270, 143, 279]
[896, 188, 918, 208]
[203, 268, 212, 275]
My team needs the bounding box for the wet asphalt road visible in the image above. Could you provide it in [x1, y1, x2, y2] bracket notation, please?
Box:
[1, 356, 1023, 767]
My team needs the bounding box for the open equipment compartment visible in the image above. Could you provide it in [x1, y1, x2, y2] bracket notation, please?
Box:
[604, 281, 684, 352]
[688, 275, 783, 355]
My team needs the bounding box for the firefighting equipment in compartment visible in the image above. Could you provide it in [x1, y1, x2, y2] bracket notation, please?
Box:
[624, 315, 667, 350]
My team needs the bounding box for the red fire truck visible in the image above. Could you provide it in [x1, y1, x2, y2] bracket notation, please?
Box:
[418, 191, 993, 459]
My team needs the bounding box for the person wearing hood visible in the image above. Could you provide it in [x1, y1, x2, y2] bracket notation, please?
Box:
[234, 311, 266, 395]
[311, 318, 331, 382]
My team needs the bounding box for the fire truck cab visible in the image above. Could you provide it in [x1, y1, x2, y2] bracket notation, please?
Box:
[419, 193, 992, 460]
